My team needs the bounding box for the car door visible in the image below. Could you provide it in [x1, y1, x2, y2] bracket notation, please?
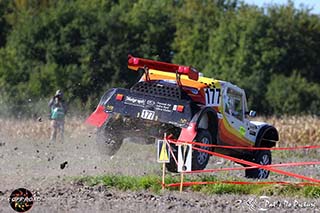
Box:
[219, 86, 252, 146]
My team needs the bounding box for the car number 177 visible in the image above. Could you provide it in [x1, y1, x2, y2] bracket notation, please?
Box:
[141, 109, 155, 120]
[204, 88, 221, 106]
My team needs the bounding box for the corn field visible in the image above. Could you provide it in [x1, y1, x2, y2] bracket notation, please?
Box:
[0, 116, 319, 146]
[264, 116, 320, 146]
[0, 117, 91, 140]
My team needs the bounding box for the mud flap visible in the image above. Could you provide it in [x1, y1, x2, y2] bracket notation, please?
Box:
[85, 105, 109, 127]
[178, 122, 197, 142]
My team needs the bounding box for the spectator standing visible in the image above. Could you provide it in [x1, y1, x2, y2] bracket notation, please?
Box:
[48, 90, 67, 143]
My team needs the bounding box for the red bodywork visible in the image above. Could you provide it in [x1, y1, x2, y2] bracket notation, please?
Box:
[85, 105, 109, 127]
[128, 55, 199, 81]
[178, 122, 197, 142]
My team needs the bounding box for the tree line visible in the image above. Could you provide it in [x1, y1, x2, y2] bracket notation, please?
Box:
[0, 0, 319, 117]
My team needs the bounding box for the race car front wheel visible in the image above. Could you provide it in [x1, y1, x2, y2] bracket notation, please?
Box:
[192, 129, 212, 170]
[245, 150, 271, 179]
[166, 129, 213, 172]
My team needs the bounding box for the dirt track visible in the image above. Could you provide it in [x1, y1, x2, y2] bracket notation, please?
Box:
[0, 120, 319, 212]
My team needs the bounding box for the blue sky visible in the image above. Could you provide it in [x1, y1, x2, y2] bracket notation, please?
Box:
[243, 0, 320, 14]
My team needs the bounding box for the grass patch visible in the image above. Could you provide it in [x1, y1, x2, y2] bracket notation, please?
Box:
[198, 183, 253, 195]
[272, 149, 319, 159]
[76, 174, 320, 198]
[77, 175, 163, 192]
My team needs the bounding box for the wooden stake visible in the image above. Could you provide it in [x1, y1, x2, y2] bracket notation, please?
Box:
[162, 162, 166, 190]
[179, 172, 184, 193]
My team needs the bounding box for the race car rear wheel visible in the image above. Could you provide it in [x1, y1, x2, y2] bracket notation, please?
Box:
[245, 150, 271, 179]
[96, 119, 124, 156]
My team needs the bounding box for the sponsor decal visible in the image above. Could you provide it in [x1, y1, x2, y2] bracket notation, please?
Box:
[124, 96, 146, 107]
[239, 126, 246, 136]
[155, 102, 172, 113]
[168, 121, 185, 127]
[190, 88, 199, 95]
[146, 100, 156, 106]
[105, 105, 114, 112]
[180, 118, 188, 124]
[249, 130, 256, 136]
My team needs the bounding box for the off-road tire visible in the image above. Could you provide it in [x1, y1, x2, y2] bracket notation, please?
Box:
[245, 150, 271, 179]
[166, 129, 212, 172]
[192, 129, 212, 170]
[96, 120, 124, 156]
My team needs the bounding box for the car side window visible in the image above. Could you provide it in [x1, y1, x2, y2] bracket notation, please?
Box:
[225, 88, 243, 121]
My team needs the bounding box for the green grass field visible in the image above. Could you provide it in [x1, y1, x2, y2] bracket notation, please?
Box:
[76, 174, 320, 198]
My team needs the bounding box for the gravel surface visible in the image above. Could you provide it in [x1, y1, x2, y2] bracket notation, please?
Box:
[0, 123, 319, 212]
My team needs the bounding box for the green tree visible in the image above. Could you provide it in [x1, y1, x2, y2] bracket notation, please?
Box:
[172, 0, 238, 69]
[204, 5, 278, 112]
[266, 2, 320, 83]
[1, 0, 130, 114]
[124, 0, 176, 62]
[174, 1, 320, 114]
[0, 0, 177, 115]
[0, 0, 12, 47]
[266, 72, 320, 115]
[1, 0, 320, 116]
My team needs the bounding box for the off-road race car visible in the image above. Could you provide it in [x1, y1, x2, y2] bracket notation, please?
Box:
[86, 55, 279, 179]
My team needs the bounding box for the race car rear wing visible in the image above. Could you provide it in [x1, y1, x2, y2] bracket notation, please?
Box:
[128, 55, 199, 81]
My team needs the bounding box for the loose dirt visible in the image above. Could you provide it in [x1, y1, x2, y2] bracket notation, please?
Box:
[0, 120, 319, 212]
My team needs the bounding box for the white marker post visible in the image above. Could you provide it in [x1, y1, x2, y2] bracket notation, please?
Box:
[177, 143, 192, 192]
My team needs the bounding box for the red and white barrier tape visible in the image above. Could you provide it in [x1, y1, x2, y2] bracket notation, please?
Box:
[166, 137, 320, 151]
[162, 137, 320, 188]
[185, 161, 320, 174]
[165, 181, 320, 188]
[190, 146, 320, 183]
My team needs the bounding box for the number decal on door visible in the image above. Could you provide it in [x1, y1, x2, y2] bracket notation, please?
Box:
[141, 109, 155, 120]
[204, 88, 221, 106]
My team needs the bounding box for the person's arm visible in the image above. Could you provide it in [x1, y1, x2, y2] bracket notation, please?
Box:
[48, 97, 54, 108]
[62, 101, 68, 114]
[48, 97, 55, 119]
